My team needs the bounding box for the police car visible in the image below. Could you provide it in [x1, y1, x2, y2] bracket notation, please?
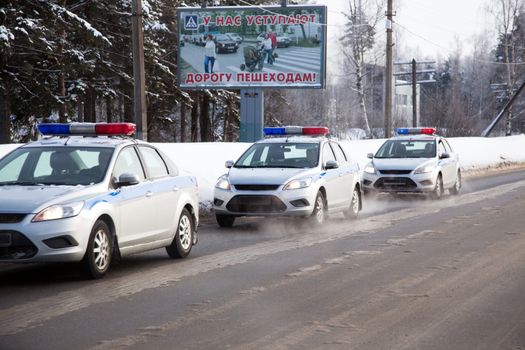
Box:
[362, 127, 461, 198]
[0, 123, 199, 279]
[213, 126, 362, 227]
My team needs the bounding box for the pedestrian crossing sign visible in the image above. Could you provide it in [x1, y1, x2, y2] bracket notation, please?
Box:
[184, 15, 199, 30]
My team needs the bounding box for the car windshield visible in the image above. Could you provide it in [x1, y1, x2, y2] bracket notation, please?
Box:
[215, 35, 229, 41]
[0, 146, 114, 186]
[375, 139, 436, 158]
[235, 143, 320, 169]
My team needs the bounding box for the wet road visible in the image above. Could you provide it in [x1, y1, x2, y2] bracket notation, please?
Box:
[1, 169, 525, 349]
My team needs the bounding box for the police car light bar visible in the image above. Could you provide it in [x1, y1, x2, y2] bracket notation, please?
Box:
[396, 127, 436, 135]
[263, 126, 329, 136]
[38, 123, 137, 136]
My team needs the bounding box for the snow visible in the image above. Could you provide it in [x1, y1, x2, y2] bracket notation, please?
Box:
[1, 135, 524, 208]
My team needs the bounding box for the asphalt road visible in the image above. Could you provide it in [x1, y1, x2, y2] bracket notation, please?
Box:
[1, 169, 525, 350]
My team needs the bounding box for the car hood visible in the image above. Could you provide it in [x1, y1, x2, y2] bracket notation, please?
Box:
[228, 167, 312, 185]
[373, 158, 435, 171]
[0, 185, 101, 213]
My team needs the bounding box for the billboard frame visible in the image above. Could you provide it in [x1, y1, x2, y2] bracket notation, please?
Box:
[176, 5, 327, 90]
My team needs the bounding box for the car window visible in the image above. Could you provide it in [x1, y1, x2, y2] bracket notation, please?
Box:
[438, 141, 447, 156]
[235, 143, 319, 168]
[443, 139, 453, 153]
[113, 147, 145, 182]
[322, 143, 336, 164]
[0, 147, 114, 185]
[139, 146, 169, 179]
[375, 140, 436, 158]
[0, 151, 28, 182]
[330, 142, 347, 163]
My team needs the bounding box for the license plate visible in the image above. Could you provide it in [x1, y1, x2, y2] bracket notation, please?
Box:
[0, 232, 12, 247]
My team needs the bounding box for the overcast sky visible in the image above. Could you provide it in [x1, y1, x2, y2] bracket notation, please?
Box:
[315, 0, 493, 58]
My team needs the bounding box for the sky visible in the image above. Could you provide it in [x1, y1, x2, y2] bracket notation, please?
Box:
[316, 0, 493, 58]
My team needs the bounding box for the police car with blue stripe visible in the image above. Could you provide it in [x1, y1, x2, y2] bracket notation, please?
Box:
[0, 123, 199, 279]
[362, 127, 461, 198]
[213, 126, 362, 227]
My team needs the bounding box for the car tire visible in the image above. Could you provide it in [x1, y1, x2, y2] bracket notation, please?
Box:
[450, 170, 461, 195]
[240, 63, 246, 71]
[344, 186, 361, 219]
[216, 214, 235, 228]
[81, 220, 112, 279]
[432, 174, 444, 199]
[166, 208, 194, 259]
[310, 191, 326, 225]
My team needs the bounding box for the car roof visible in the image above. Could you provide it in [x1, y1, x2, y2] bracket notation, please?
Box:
[256, 136, 328, 144]
[21, 136, 142, 149]
[388, 135, 440, 141]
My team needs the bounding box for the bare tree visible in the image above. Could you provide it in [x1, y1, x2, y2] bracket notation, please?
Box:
[339, 0, 383, 137]
[489, 0, 524, 134]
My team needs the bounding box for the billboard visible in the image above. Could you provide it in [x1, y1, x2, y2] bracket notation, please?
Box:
[177, 5, 327, 89]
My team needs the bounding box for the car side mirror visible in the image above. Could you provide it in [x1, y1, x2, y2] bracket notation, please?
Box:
[440, 152, 450, 159]
[324, 160, 339, 170]
[367, 153, 374, 159]
[116, 173, 140, 187]
[225, 160, 234, 168]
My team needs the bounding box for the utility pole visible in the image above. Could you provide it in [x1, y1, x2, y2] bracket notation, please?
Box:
[394, 59, 435, 127]
[131, 0, 147, 140]
[411, 58, 417, 127]
[384, 0, 394, 138]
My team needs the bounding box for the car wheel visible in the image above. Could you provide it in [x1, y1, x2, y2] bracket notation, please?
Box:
[450, 170, 461, 195]
[81, 220, 112, 279]
[240, 63, 246, 71]
[310, 191, 326, 224]
[166, 208, 193, 259]
[432, 174, 444, 199]
[216, 214, 235, 228]
[344, 186, 361, 219]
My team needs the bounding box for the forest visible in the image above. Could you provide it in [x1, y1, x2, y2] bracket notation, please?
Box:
[0, 0, 524, 143]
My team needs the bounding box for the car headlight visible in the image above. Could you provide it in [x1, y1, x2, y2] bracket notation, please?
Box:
[215, 175, 231, 190]
[364, 163, 376, 174]
[283, 177, 312, 190]
[32, 201, 85, 222]
[414, 164, 434, 174]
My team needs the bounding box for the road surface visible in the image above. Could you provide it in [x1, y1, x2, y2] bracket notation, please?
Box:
[1, 169, 525, 349]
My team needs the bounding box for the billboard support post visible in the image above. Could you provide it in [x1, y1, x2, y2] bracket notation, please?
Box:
[240, 89, 264, 142]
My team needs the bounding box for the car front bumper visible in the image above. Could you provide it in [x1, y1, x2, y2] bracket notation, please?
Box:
[362, 171, 437, 193]
[0, 212, 94, 263]
[213, 186, 318, 217]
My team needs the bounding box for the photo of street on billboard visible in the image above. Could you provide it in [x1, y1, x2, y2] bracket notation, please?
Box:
[177, 5, 327, 89]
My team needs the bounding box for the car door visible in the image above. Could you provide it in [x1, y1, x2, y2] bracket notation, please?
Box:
[442, 138, 459, 186]
[437, 140, 455, 187]
[330, 142, 355, 207]
[111, 146, 157, 249]
[321, 142, 345, 209]
[138, 145, 181, 240]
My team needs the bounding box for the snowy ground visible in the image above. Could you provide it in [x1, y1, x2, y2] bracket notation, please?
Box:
[1, 135, 524, 208]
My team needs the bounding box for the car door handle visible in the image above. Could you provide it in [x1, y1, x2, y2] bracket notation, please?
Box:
[146, 191, 153, 198]
[173, 186, 180, 192]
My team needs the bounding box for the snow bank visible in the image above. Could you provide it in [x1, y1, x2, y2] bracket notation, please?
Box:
[1, 135, 524, 207]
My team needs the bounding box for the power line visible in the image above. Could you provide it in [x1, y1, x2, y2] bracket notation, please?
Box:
[394, 20, 525, 66]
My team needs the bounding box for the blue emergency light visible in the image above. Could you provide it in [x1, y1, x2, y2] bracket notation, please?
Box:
[263, 126, 329, 136]
[396, 127, 436, 135]
[38, 123, 136, 136]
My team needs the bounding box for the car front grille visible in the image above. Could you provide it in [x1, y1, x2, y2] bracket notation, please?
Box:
[233, 184, 280, 191]
[374, 177, 418, 190]
[0, 230, 38, 260]
[378, 169, 413, 175]
[226, 195, 287, 213]
[0, 214, 27, 224]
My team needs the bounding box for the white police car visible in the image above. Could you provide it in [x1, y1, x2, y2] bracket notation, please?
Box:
[213, 126, 362, 227]
[362, 128, 461, 198]
[0, 123, 199, 278]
